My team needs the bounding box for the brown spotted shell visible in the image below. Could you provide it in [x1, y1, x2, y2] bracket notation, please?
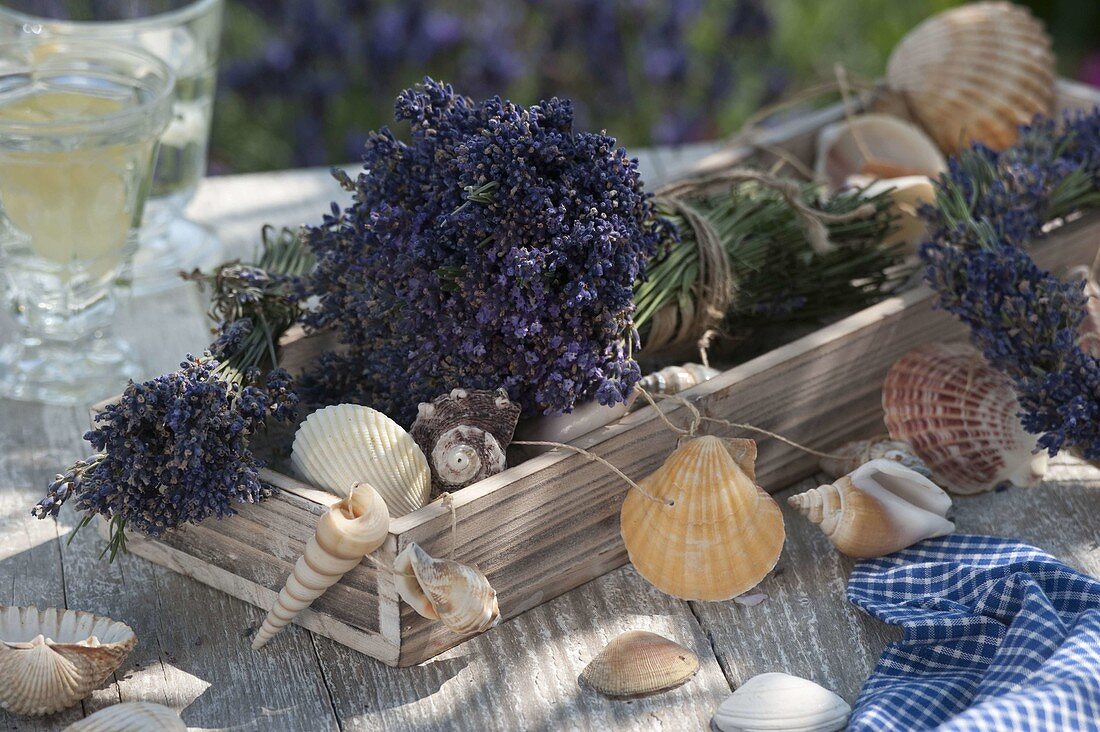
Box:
[410, 389, 521, 491]
[581, 631, 699, 698]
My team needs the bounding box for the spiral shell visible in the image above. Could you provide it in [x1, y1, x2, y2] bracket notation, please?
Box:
[883, 342, 1047, 494]
[581, 631, 699, 698]
[789, 459, 955, 558]
[0, 606, 136, 716]
[394, 543, 500, 636]
[818, 438, 930, 480]
[885, 2, 1055, 154]
[712, 672, 851, 732]
[65, 702, 185, 731]
[620, 436, 785, 601]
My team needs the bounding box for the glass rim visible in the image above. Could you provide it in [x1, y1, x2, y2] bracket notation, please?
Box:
[0, 0, 221, 31]
[0, 39, 175, 137]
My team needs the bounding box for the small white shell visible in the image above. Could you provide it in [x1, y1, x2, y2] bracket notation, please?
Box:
[291, 404, 431, 517]
[819, 438, 931, 479]
[394, 543, 500, 636]
[64, 702, 185, 731]
[0, 606, 137, 716]
[712, 672, 851, 732]
[815, 114, 946, 189]
[636, 363, 721, 400]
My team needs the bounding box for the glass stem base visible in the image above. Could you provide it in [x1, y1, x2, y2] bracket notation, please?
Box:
[0, 331, 140, 406]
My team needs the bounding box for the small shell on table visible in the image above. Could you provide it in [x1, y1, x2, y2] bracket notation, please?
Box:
[252, 483, 390, 650]
[818, 438, 930, 479]
[410, 388, 521, 492]
[789, 459, 955, 558]
[815, 114, 946, 189]
[0, 606, 137, 716]
[394, 543, 500, 636]
[291, 403, 431, 517]
[712, 672, 851, 732]
[64, 702, 185, 731]
[620, 436, 785, 601]
[885, 1, 1055, 154]
[581, 631, 698, 698]
[883, 342, 1047, 494]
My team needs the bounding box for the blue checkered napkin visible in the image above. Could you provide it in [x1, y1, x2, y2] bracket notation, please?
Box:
[847, 534, 1100, 731]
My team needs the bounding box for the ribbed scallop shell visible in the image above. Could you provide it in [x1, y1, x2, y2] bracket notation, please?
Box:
[819, 438, 930, 479]
[394, 543, 500, 636]
[291, 404, 431, 517]
[0, 606, 136, 716]
[788, 459, 955, 558]
[886, 2, 1055, 153]
[815, 114, 945, 189]
[882, 342, 1047, 494]
[65, 702, 185, 731]
[581, 631, 699, 698]
[712, 672, 851, 732]
[620, 436, 784, 601]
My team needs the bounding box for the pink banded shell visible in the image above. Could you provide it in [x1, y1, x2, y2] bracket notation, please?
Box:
[882, 343, 1047, 494]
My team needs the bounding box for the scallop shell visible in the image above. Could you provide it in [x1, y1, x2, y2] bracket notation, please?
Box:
[0, 606, 137, 716]
[581, 631, 699, 698]
[410, 388, 521, 491]
[885, 2, 1055, 154]
[788, 459, 955, 558]
[252, 483, 390, 649]
[636, 363, 721, 401]
[815, 114, 946, 190]
[291, 404, 431, 517]
[1070, 265, 1100, 358]
[712, 672, 851, 732]
[394, 543, 500, 636]
[818, 438, 931, 479]
[882, 342, 1047, 494]
[65, 702, 185, 731]
[620, 436, 785, 601]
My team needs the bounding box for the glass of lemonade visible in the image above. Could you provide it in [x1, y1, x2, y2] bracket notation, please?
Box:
[0, 0, 224, 294]
[0, 40, 174, 404]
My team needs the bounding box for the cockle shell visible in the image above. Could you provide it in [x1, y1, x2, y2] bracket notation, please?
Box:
[885, 1, 1055, 154]
[292, 403, 431, 517]
[410, 388, 521, 492]
[0, 606, 137, 716]
[394, 543, 500, 636]
[581, 631, 699, 698]
[818, 438, 931, 479]
[65, 702, 185, 731]
[712, 672, 851, 732]
[882, 342, 1048, 494]
[252, 483, 390, 649]
[815, 114, 946, 189]
[620, 436, 785, 601]
[1070, 265, 1100, 358]
[788, 459, 955, 558]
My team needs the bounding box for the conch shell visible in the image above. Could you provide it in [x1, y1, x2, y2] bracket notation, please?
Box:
[252, 483, 389, 650]
[0, 606, 137, 716]
[620, 436, 785, 601]
[885, 1, 1055, 154]
[581, 631, 699, 698]
[635, 363, 721, 402]
[882, 342, 1047, 494]
[291, 404, 431, 517]
[818, 438, 930, 479]
[712, 672, 851, 732]
[394, 543, 500, 636]
[788, 459, 955, 558]
[1070, 265, 1100, 358]
[65, 702, 185, 731]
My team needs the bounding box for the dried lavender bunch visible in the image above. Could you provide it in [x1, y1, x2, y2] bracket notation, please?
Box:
[301, 78, 667, 422]
[921, 110, 1100, 461]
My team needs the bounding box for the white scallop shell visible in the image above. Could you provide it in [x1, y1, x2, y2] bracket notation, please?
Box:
[0, 606, 137, 716]
[712, 672, 851, 732]
[291, 404, 431, 517]
[815, 114, 946, 189]
[65, 702, 185, 731]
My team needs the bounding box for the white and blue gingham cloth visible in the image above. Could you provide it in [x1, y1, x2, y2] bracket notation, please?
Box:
[847, 535, 1100, 731]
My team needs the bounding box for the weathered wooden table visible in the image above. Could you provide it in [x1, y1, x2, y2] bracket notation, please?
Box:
[3, 150, 1099, 731]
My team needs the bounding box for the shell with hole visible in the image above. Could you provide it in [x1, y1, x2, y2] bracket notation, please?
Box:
[291, 403, 431, 517]
[620, 436, 785, 601]
[64, 702, 185, 732]
[252, 483, 389, 649]
[712, 672, 851, 732]
[788, 459, 955, 558]
[819, 438, 930, 479]
[0, 606, 137, 716]
[883, 342, 1048, 494]
[884, 1, 1055, 154]
[410, 388, 521, 492]
[394, 543, 500, 635]
[632, 363, 721, 408]
[581, 630, 699, 698]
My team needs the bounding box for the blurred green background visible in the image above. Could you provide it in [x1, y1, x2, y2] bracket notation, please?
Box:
[213, 0, 1100, 173]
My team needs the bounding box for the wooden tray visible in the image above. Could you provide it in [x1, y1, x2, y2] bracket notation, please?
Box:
[98, 79, 1100, 666]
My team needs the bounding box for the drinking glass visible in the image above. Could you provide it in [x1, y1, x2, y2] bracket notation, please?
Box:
[0, 40, 174, 404]
[0, 0, 224, 294]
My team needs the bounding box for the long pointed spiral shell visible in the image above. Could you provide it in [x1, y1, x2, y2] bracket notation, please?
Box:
[394, 543, 500, 636]
[788, 459, 955, 558]
[252, 483, 389, 649]
[65, 702, 185, 731]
